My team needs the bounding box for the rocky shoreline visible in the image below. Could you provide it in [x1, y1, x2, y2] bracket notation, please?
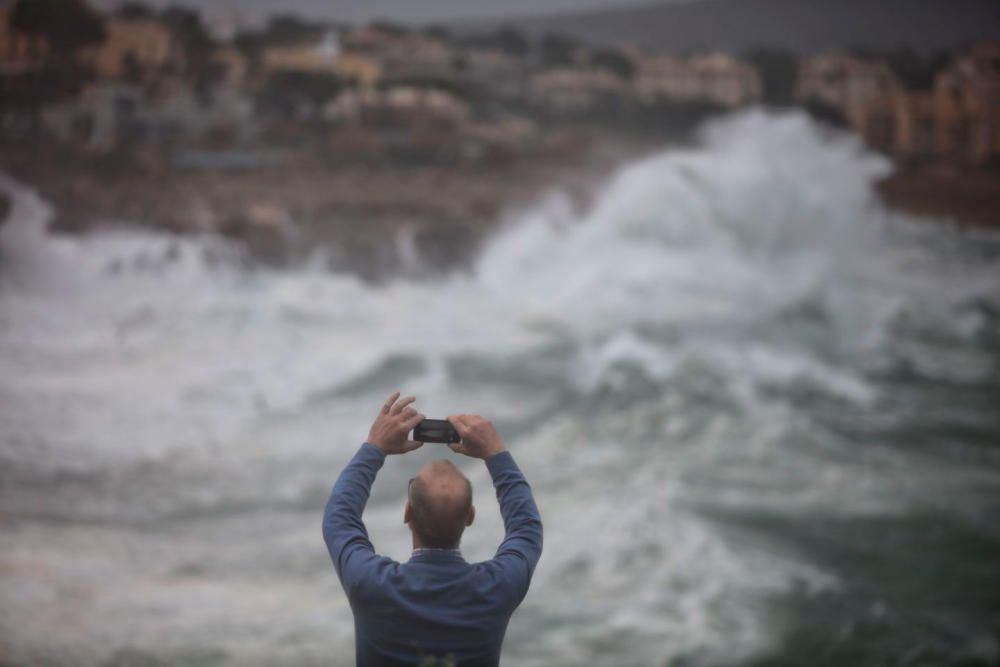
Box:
[2, 129, 998, 282]
[0, 127, 654, 280]
[876, 161, 1000, 230]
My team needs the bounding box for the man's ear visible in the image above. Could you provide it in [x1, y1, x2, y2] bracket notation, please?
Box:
[466, 505, 475, 527]
[404, 502, 413, 525]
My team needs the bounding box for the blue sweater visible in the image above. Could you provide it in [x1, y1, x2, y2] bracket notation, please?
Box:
[323, 443, 543, 667]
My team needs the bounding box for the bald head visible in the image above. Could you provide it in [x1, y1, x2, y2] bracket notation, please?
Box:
[406, 460, 474, 550]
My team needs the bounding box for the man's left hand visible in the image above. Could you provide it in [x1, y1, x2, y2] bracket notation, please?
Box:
[368, 391, 425, 455]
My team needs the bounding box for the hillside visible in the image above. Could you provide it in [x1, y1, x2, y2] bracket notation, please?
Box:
[510, 0, 1000, 55]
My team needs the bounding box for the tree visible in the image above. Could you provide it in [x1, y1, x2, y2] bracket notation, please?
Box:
[423, 24, 451, 43]
[591, 49, 635, 79]
[258, 70, 344, 118]
[264, 14, 326, 46]
[493, 26, 528, 57]
[161, 5, 213, 59]
[541, 33, 579, 68]
[884, 48, 949, 91]
[8, 0, 104, 105]
[802, 98, 847, 128]
[10, 0, 105, 59]
[849, 46, 950, 91]
[458, 26, 528, 57]
[117, 2, 155, 20]
[746, 49, 797, 106]
[371, 20, 408, 37]
[234, 28, 265, 73]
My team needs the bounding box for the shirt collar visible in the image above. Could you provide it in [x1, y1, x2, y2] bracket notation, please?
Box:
[409, 547, 464, 562]
[412, 547, 462, 556]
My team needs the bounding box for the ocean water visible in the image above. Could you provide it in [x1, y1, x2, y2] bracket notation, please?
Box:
[1, 110, 998, 667]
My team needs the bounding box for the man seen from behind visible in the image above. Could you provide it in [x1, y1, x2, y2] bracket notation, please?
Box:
[322, 392, 544, 666]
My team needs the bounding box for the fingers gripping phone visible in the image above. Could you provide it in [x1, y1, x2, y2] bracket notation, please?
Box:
[413, 419, 460, 444]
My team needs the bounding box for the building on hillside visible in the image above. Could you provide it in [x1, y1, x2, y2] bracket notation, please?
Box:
[796, 51, 901, 126]
[688, 53, 761, 107]
[937, 42, 1000, 115]
[935, 43, 1000, 161]
[529, 67, 627, 113]
[340, 27, 457, 84]
[40, 79, 254, 151]
[324, 86, 469, 129]
[333, 53, 380, 90]
[856, 44, 1000, 163]
[152, 85, 255, 143]
[260, 30, 381, 89]
[635, 53, 760, 108]
[375, 34, 455, 85]
[41, 82, 147, 150]
[87, 17, 175, 80]
[262, 30, 339, 72]
[459, 48, 527, 100]
[930, 46, 1000, 162]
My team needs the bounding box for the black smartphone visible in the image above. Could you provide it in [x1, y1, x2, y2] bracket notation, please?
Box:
[413, 419, 460, 444]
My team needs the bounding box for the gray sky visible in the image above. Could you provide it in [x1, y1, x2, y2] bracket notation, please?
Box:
[90, 0, 675, 26]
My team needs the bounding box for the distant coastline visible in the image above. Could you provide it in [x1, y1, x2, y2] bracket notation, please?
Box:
[3, 117, 997, 283]
[3, 1, 998, 262]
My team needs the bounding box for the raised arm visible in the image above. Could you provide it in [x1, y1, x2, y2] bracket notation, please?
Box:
[322, 392, 424, 594]
[448, 414, 543, 605]
[322, 442, 385, 587]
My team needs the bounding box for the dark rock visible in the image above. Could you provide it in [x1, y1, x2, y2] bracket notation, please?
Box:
[220, 202, 300, 265]
[0, 128, 651, 277]
[877, 161, 1000, 228]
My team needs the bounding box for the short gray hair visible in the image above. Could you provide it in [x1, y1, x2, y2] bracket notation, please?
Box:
[408, 473, 472, 549]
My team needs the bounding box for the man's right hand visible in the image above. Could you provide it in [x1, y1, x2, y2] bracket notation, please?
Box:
[368, 391, 425, 455]
[447, 414, 506, 459]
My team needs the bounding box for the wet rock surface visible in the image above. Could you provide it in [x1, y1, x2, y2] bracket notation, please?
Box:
[877, 161, 1000, 229]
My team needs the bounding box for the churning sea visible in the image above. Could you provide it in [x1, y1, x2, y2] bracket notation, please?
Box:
[1, 111, 998, 666]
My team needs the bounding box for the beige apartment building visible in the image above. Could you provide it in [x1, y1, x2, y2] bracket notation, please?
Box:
[324, 86, 469, 128]
[530, 67, 627, 112]
[635, 52, 761, 108]
[366, 33, 455, 84]
[261, 30, 381, 89]
[87, 17, 174, 79]
[855, 44, 1000, 163]
[1, 12, 173, 80]
[796, 52, 901, 126]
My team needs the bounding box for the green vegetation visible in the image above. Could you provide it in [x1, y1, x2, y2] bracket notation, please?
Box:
[9, 0, 105, 58]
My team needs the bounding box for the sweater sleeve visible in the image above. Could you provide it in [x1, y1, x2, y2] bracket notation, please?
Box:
[486, 450, 544, 606]
[322, 442, 386, 596]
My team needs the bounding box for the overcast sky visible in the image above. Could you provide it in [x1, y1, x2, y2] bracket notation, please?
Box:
[89, 0, 680, 26]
